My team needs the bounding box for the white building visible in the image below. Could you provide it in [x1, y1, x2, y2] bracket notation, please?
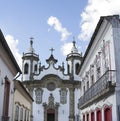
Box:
[0, 29, 21, 121]
[78, 15, 120, 121]
[22, 39, 82, 121]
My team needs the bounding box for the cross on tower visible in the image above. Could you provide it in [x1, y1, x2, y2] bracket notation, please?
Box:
[73, 36, 76, 46]
[30, 37, 34, 47]
[49, 47, 55, 55]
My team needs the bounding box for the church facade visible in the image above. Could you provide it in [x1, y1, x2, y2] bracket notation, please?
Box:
[22, 40, 82, 121]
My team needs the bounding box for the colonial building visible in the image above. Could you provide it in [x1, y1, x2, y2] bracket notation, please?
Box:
[12, 80, 33, 121]
[0, 29, 21, 121]
[22, 39, 82, 121]
[78, 15, 120, 121]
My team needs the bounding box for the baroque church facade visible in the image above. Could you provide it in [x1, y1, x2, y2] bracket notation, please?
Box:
[22, 40, 82, 121]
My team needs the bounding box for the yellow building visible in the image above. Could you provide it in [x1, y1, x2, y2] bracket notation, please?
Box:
[12, 80, 34, 121]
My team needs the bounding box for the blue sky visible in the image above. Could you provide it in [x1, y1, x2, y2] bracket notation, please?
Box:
[0, 0, 120, 69]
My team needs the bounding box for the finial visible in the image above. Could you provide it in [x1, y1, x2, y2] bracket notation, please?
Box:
[30, 37, 34, 47]
[49, 47, 55, 55]
[72, 36, 76, 47]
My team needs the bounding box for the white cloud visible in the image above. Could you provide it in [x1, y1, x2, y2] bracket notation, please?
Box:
[61, 42, 82, 56]
[5, 35, 22, 69]
[78, 0, 120, 41]
[47, 16, 72, 41]
[61, 42, 73, 56]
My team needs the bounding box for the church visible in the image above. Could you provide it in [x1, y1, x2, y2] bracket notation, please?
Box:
[22, 39, 82, 121]
[0, 14, 120, 121]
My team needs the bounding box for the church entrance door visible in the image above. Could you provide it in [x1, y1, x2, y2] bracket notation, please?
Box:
[47, 109, 55, 121]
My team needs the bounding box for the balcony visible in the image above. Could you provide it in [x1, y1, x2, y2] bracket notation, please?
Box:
[78, 70, 116, 109]
[1, 116, 10, 121]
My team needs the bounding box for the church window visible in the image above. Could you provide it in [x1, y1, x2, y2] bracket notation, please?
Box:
[14, 105, 19, 121]
[35, 88, 43, 104]
[24, 63, 29, 74]
[20, 108, 23, 121]
[75, 63, 80, 75]
[67, 64, 70, 74]
[34, 64, 37, 73]
[59, 88, 67, 104]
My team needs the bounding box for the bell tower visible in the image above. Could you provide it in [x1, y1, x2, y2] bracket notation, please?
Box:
[22, 38, 39, 81]
[66, 39, 82, 80]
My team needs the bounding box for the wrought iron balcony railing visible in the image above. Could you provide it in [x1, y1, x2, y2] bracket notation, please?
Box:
[78, 70, 116, 109]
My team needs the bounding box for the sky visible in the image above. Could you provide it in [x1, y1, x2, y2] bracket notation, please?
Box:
[0, 0, 120, 69]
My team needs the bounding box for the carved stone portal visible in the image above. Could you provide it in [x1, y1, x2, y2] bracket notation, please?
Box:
[43, 93, 59, 121]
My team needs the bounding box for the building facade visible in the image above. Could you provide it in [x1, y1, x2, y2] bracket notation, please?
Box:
[78, 15, 120, 121]
[12, 80, 33, 121]
[22, 39, 82, 121]
[0, 30, 21, 121]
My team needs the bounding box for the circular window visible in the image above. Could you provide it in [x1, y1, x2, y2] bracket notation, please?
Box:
[47, 82, 56, 91]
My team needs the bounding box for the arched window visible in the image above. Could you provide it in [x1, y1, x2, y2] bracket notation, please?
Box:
[67, 64, 70, 74]
[24, 63, 29, 74]
[104, 107, 112, 121]
[75, 63, 80, 75]
[34, 64, 37, 73]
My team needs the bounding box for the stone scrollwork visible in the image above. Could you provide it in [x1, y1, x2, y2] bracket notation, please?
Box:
[59, 88, 68, 104]
[35, 88, 43, 104]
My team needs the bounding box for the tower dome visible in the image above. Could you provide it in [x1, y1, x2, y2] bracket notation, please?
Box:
[66, 39, 82, 79]
[22, 38, 39, 81]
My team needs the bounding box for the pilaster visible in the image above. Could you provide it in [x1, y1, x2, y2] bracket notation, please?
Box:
[69, 87, 75, 121]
